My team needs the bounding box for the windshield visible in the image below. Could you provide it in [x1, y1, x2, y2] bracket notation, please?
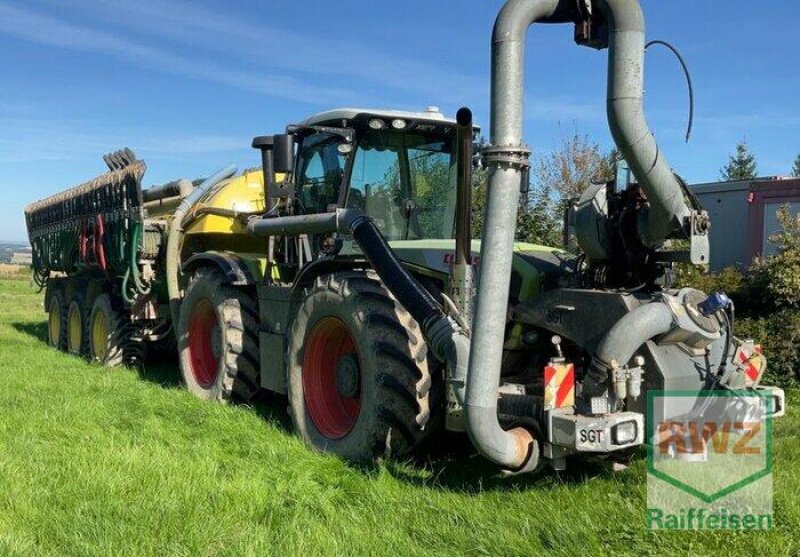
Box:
[346, 130, 456, 241]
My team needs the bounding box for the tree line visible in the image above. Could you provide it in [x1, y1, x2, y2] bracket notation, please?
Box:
[720, 138, 800, 181]
[472, 132, 615, 247]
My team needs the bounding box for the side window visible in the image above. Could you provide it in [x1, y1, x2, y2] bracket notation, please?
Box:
[298, 135, 346, 214]
[408, 144, 455, 239]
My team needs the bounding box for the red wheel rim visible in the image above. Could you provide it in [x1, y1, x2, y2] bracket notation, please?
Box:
[302, 317, 362, 439]
[188, 298, 220, 388]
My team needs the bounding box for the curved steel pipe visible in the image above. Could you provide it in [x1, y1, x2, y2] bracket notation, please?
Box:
[466, 0, 579, 472]
[598, 0, 692, 247]
[583, 300, 674, 397]
[166, 165, 238, 330]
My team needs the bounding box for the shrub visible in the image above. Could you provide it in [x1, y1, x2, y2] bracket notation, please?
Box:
[761, 205, 800, 307]
[672, 205, 800, 388]
[737, 310, 800, 390]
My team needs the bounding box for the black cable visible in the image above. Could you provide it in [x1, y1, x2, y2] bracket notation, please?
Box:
[717, 311, 733, 379]
[645, 39, 694, 143]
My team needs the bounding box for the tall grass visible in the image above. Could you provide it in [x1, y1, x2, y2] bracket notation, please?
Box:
[0, 279, 796, 556]
[0, 264, 30, 280]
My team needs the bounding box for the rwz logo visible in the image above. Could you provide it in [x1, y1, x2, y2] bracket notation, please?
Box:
[656, 421, 762, 456]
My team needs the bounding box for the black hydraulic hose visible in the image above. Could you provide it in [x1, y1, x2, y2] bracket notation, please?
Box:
[247, 208, 463, 366]
[645, 39, 694, 143]
[717, 309, 734, 379]
[341, 211, 444, 329]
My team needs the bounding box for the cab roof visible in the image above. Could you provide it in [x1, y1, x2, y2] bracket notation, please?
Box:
[297, 107, 460, 128]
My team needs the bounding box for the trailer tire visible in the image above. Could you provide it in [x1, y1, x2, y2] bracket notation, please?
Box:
[66, 292, 88, 356]
[287, 272, 437, 462]
[88, 294, 127, 367]
[178, 267, 260, 402]
[47, 288, 67, 351]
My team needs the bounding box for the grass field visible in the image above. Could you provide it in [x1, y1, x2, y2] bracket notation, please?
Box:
[0, 265, 30, 280]
[0, 278, 797, 556]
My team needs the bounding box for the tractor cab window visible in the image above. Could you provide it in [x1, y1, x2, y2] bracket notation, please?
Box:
[347, 130, 456, 241]
[297, 133, 348, 214]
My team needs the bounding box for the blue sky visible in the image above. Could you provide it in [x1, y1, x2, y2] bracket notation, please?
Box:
[1, 0, 798, 242]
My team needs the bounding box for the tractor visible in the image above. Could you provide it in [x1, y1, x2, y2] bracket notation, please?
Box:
[25, 0, 785, 473]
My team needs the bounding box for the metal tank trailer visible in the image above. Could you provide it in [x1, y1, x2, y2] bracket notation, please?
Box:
[24, 0, 785, 473]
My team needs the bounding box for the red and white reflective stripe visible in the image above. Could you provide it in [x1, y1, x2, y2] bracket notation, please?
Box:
[737, 349, 762, 384]
[544, 363, 575, 409]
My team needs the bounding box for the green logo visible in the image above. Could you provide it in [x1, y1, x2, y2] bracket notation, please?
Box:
[646, 391, 773, 530]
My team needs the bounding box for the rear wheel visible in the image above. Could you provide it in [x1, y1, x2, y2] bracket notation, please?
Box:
[178, 267, 260, 402]
[88, 293, 126, 366]
[47, 289, 67, 350]
[287, 272, 437, 462]
[66, 293, 87, 356]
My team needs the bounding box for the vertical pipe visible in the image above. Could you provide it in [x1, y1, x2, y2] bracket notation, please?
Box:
[465, 0, 577, 472]
[454, 107, 474, 268]
[262, 149, 275, 210]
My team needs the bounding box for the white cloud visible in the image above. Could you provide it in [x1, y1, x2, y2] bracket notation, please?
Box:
[0, 1, 358, 106]
[29, 0, 486, 105]
[0, 116, 246, 163]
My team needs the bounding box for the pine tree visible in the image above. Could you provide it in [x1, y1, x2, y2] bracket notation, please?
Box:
[792, 153, 800, 177]
[720, 139, 758, 181]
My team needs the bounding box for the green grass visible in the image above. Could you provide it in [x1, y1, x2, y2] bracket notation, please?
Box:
[0, 278, 797, 556]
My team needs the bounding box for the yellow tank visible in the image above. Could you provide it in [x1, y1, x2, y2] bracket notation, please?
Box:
[185, 168, 267, 236]
[181, 168, 286, 281]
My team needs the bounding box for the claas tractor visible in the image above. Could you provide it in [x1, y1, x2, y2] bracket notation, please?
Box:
[25, 0, 785, 473]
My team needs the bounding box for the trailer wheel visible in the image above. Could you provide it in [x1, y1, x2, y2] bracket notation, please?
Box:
[287, 272, 436, 462]
[66, 293, 88, 356]
[178, 267, 260, 402]
[47, 289, 67, 350]
[88, 294, 126, 366]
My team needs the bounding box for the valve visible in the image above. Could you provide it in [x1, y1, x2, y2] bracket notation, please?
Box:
[697, 292, 732, 316]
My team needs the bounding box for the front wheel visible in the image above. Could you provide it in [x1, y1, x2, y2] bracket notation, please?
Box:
[178, 267, 260, 402]
[287, 272, 439, 462]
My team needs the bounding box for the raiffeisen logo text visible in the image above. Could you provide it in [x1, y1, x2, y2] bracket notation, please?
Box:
[646, 391, 774, 530]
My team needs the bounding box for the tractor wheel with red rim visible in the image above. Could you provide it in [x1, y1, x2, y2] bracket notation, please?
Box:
[287, 272, 438, 462]
[178, 267, 260, 402]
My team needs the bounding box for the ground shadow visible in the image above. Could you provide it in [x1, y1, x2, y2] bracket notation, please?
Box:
[12, 321, 47, 343]
[12, 320, 641, 492]
[376, 433, 644, 494]
[141, 352, 293, 434]
[137, 352, 183, 389]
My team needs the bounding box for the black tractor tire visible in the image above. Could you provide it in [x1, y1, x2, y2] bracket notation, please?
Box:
[287, 272, 438, 462]
[88, 293, 128, 367]
[47, 287, 67, 351]
[66, 292, 88, 356]
[178, 267, 260, 402]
